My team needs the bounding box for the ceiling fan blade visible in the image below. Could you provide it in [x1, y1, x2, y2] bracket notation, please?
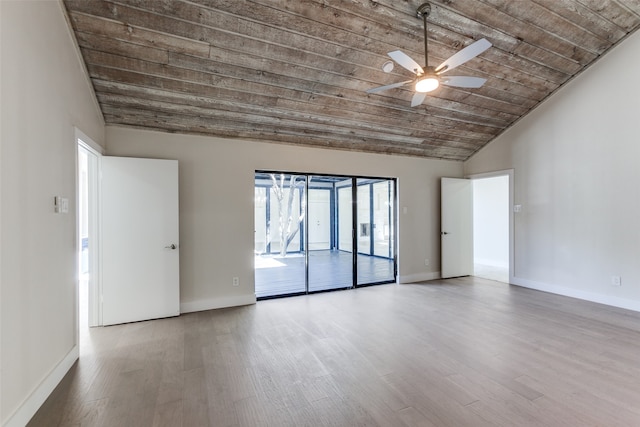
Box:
[411, 92, 427, 107]
[366, 80, 413, 94]
[435, 38, 492, 74]
[441, 76, 487, 88]
[388, 50, 424, 75]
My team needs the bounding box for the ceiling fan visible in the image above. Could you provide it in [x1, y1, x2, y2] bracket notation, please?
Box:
[367, 2, 492, 107]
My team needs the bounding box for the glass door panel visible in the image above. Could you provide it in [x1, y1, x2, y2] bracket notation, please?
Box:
[309, 176, 353, 292]
[337, 184, 353, 252]
[357, 181, 371, 256]
[357, 179, 395, 285]
[254, 187, 268, 255]
[373, 181, 394, 259]
[254, 173, 307, 298]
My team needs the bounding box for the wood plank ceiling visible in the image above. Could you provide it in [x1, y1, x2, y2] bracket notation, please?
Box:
[63, 0, 640, 161]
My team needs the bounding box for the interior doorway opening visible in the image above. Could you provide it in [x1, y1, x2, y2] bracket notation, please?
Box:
[77, 137, 100, 329]
[254, 172, 397, 299]
[472, 174, 510, 283]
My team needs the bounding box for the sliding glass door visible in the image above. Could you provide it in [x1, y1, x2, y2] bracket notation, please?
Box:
[254, 173, 307, 298]
[308, 177, 353, 292]
[255, 172, 396, 299]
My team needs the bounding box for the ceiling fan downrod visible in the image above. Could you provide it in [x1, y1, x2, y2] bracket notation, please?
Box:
[416, 3, 431, 68]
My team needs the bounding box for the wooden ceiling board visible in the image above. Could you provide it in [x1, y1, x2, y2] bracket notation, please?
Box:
[63, 0, 640, 160]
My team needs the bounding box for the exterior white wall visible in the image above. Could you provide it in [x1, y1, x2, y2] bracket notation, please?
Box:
[1, 1, 105, 425]
[105, 127, 463, 310]
[465, 30, 640, 311]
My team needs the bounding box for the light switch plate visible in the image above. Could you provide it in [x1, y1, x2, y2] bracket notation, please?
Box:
[54, 196, 69, 214]
[60, 197, 69, 213]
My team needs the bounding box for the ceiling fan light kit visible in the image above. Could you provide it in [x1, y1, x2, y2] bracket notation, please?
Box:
[415, 68, 439, 92]
[367, 2, 492, 107]
[415, 77, 439, 92]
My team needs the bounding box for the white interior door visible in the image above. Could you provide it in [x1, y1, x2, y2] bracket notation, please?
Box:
[441, 177, 473, 278]
[101, 156, 180, 325]
[308, 189, 330, 250]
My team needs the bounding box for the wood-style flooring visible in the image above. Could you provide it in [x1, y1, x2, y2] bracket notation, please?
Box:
[29, 277, 640, 426]
[255, 250, 395, 298]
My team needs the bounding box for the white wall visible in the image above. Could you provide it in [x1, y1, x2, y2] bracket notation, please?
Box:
[105, 127, 463, 311]
[465, 30, 640, 311]
[1, 1, 105, 425]
[473, 176, 509, 268]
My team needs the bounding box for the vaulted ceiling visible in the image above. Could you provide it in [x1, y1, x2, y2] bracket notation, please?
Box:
[63, 0, 640, 160]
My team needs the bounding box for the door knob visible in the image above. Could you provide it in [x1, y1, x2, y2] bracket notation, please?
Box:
[165, 244, 177, 250]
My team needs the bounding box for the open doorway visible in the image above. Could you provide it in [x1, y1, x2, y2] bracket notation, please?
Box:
[471, 174, 510, 283]
[77, 135, 101, 329]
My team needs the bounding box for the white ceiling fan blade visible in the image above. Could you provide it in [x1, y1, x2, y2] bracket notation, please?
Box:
[411, 92, 427, 107]
[366, 80, 412, 94]
[441, 76, 487, 88]
[388, 50, 424, 75]
[435, 38, 492, 74]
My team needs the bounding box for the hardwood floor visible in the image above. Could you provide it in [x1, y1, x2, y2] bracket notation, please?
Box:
[29, 277, 640, 426]
[473, 263, 509, 284]
[255, 250, 395, 298]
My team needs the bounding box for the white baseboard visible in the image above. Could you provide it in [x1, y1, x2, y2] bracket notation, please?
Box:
[398, 271, 441, 284]
[4, 345, 79, 427]
[180, 294, 257, 314]
[512, 276, 640, 313]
